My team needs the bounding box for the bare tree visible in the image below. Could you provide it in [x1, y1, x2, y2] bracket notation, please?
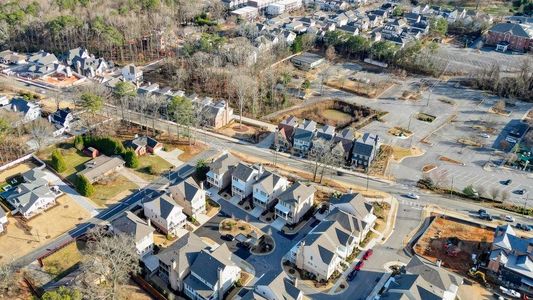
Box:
[308, 138, 337, 182]
[231, 72, 256, 128]
[501, 190, 510, 203]
[493, 100, 506, 113]
[0, 263, 22, 297]
[325, 45, 336, 62]
[476, 186, 486, 199]
[430, 169, 449, 189]
[28, 118, 53, 150]
[77, 228, 140, 300]
[490, 187, 500, 201]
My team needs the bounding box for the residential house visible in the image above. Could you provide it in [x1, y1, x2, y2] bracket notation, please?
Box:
[290, 52, 325, 70]
[68, 48, 110, 78]
[338, 25, 360, 36]
[138, 83, 160, 95]
[241, 273, 305, 300]
[330, 140, 352, 164]
[169, 178, 206, 219]
[78, 155, 126, 184]
[404, 12, 421, 24]
[1, 168, 61, 219]
[122, 64, 143, 83]
[183, 244, 241, 300]
[232, 163, 264, 199]
[275, 182, 315, 225]
[126, 136, 163, 156]
[65, 47, 90, 65]
[111, 211, 155, 257]
[351, 133, 380, 169]
[252, 171, 289, 210]
[316, 125, 336, 141]
[83, 147, 100, 158]
[222, 0, 248, 9]
[0, 96, 8, 106]
[380, 255, 463, 299]
[485, 23, 532, 52]
[207, 152, 239, 190]
[157, 232, 210, 291]
[48, 108, 74, 136]
[487, 225, 533, 294]
[2, 98, 41, 125]
[0, 209, 6, 234]
[278, 115, 299, 140]
[292, 119, 317, 156]
[0, 50, 26, 65]
[201, 100, 233, 129]
[334, 128, 354, 145]
[275, 127, 292, 152]
[143, 194, 187, 236]
[330, 192, 376, 229]
[368, 15, 382, 28]
[231, 6, 259, 20]
[25, 50, 59, 77]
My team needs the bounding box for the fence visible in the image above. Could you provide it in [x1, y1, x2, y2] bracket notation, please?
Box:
[0, 153, 34, 172]
[131, 275, 168, 300]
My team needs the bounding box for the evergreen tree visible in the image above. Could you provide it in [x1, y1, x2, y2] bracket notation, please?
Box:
[51, 149, 67, 173]
[74, 135, 84, 151]
[124, 149, 139, 168]
[77, 175, 94, 196]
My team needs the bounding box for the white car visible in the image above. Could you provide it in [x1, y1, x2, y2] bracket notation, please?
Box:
[479, 133, 490, 138]
[504, 215, 515, 222]
[405, 193, 420, 199]
[499, 286, 521, 298]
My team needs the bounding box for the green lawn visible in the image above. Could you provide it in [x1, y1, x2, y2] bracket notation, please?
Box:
[133, 154, 173, 181]
[42, 241, 85, 277]
[91, 174, 138, 207]
[38, 144, 92, 183]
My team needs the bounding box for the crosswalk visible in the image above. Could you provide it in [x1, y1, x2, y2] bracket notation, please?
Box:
[399, 199, 425, 210]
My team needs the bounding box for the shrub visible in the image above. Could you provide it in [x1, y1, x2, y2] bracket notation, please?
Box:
[74, 135, 84, 151]
[51, 149, 67, 173]
[76, 175, 94, 196]
[463, 185, 479, 198]
[124, 149, 139, 168]
[82, 135, 125, 156]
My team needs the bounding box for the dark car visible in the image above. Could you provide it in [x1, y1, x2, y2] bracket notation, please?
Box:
[222, 234, 235, 241]
[478, 209, 487, 215]
[363, 249, 374, 260]
[503, 179, 512, 185]
[347, 269, 358, 281]
[355, 261, 364, 271]
[515, 189, 527, 195]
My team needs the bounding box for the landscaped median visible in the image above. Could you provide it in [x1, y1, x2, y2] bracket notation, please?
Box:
[219, 218, 275, 255]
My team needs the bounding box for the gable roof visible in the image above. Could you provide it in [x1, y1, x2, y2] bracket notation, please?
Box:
[144, 194, 182, 220]
[280, 115, 298, 128]
[3, 98, 39, 115]
[405, 255, 462, 292]
[111, 211, 154, 243]
[169, 177, 203, 202]
[332, 193, 372, 219]
[382, 274, 443, 300]
[49, 108, 72, 127]
[255, 171, 285, 194]
[278, 182, 315, 205]
[209, 152, 239, 175]
[78, 155, 125, 183]
[233, 163, 259, 182]
[489, 23, 532, 38]
[127, 136, 160, 150]
[156, 232, 208, 275]
[189, 243, 235, 287]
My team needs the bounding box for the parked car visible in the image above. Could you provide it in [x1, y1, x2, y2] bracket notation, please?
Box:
[405, 193, 420, 199]
[222, 234, 235, 241]
[504, 215, 515, 222]
[479, 133, 490, 138]
[363, 249, 374, 260]
[478, 209, 487, 215]
[347, 269, 358, 281]
[515, 223, 530, 231]
[515, 189, 527, 195]
[499, 286, 521, 298]
[502, 179, 512, 185]
[355, 261, 364, 271]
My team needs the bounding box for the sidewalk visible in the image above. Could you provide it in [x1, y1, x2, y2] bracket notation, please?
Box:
[235, 115, 277, 131]
[119, 168, 149, 188]
[44, 169, 99, 216]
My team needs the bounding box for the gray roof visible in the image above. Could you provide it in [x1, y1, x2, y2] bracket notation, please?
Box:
[382, 274, 443, 300]
[183, 273, 213, 299]
[189, 243, 235, 287]
[29, 51, 58, 66]
[111, 211, 154, 243]
[317, 125, 335, 140]
[291, 52, 324, 65]
[332, 193, 373, 219]
[301, 220, 350, 265]
[336, 128, 354, 141]
[326, 207, 367, 236]
[78, 155, 125, 183]
[489, 23, 532, 38]
[405, 256, 462, 291]
[3, 168, 55, 215]
[241, 274, 303, 300]
[277, 182, 315, 205]
[127, 136, 160, 150]
[293, 128, 314, 142]
[168, 177, 202, 202]
[144, 194, 182, 220]
[280, 115, 298, 127]
[209, 152, 239, 175]
[156, 232, 208, 276]
[256, 171, 284, 194]
[3, 98, 39, 115]
[491, 225, 533, 279]
[233, 163, 259, 182]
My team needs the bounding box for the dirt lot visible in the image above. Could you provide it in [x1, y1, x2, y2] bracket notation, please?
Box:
[0, 161, 40, 183]
[269, 99, 380, 129]
[413, 216, 494, 275]
[0, 195, 91, 263]
[217, 123, 270, 143]
[326, 78, 394, 98]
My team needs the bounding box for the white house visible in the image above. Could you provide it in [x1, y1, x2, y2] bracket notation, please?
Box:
[122, 64, 143, 83]
[330, 192, 377, 229]
[0, 209, 7, 234]
[169, 178, 206, 219]
[275, 182, 315, 225]
[207, 152, 239, 190]
[143, 194, 187, 236]
[241, 272, 304, 300]
[110, 211, 155, 257]
[48, 108, 74, 136]
[252, 171, 289, 211]
[231, 163, 264, 199]
[2, 98, 42, 125]
[183, 244, 241, 300]
[2, 169, 61, 218]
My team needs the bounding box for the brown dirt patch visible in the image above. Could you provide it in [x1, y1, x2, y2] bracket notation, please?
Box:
[388, 127, 413, 138]
[176, 143, 208, 162]
[439, 156, 463, 165]
[217, 123, 270, 143]
[325, 78, 394, 98]
[0, 162, 39, 183]
[413, 216, 494, 275]
[220, 219, 262, 238]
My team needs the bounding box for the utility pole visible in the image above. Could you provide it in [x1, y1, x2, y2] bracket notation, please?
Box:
[523, 193, 529, 214]
[366, 167, 370, 191]
[450, 177, 454, 199]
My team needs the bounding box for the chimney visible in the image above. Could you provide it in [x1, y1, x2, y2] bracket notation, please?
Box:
[200, 181, 204, 190]
[217, 267, 224, 300]
[258, 164, 264, 175]
[348, 188, 353, 194]
[435, 260, 442, 268]
[147, 218, 151, 227]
